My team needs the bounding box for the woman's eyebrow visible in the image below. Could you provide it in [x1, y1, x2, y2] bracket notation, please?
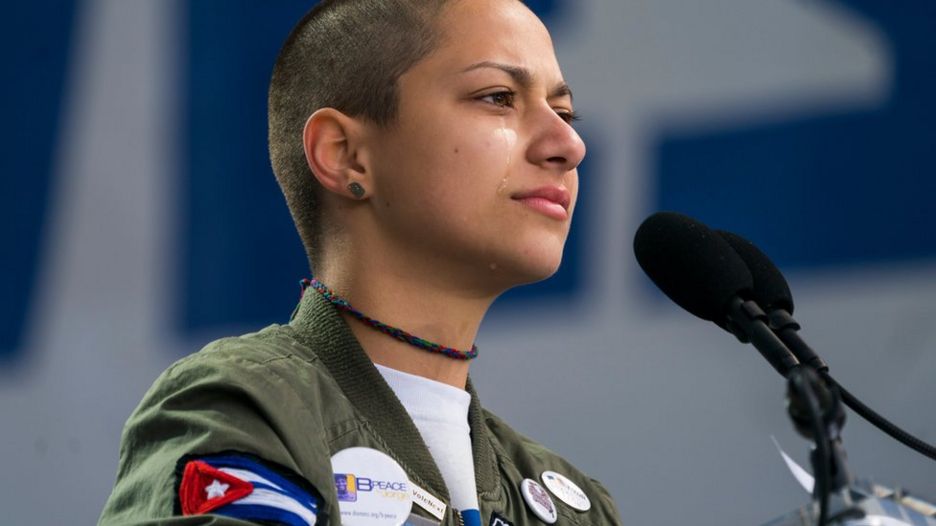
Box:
[460, 61, 574, 102]
[551, 83, 574, 102]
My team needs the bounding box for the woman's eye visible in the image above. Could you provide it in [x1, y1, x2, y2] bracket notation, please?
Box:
[479, 91, 515, 108]
[557, 110, 581, 125]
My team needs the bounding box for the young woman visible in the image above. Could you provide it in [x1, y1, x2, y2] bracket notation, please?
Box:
[100, 1, 622, 525]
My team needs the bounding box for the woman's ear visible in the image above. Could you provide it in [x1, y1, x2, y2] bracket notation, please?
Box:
[303, 108, 371, 200]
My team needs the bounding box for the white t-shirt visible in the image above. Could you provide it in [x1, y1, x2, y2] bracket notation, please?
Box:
[375, 364, 480, 516]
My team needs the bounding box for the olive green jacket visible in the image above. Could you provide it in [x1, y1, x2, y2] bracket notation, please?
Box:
[99, 288, 622, 525]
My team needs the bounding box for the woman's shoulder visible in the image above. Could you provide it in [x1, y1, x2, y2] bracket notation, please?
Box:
[174, 323, 318, 369]
[151, 323, 331, 391]
[100, 324, 342, 526]
[133, 322, 351, 439]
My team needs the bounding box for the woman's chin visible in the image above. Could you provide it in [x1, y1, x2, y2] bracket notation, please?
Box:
[519, 259, 564, 286]
[490, 247, 566, 289]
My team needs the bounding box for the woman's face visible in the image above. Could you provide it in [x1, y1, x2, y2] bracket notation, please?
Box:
[365, 0, 585, 290]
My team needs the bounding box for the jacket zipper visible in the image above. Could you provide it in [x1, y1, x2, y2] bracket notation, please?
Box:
[455, 509, 465, 526]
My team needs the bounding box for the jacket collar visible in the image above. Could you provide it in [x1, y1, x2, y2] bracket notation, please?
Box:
[289, 286, 501, 504]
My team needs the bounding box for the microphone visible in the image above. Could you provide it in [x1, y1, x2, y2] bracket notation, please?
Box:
[714, 230, 829, 372]
[633, 212, 799, 376]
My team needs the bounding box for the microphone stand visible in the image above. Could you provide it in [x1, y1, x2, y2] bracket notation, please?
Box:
[729, 309, 936, 525]
[786, 366, 863, 525]
[770, 310, 936, 463]
[722, 298, 860, 524]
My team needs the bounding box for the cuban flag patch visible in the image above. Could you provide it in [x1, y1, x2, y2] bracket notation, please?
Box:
[175, 452, 325, 526]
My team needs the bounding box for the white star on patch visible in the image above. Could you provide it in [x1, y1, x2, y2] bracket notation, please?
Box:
[205, 479, 230, 499]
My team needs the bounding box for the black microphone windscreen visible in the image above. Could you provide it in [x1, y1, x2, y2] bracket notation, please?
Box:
[634, 212, 753, 325]
[715, 230, 794, 314]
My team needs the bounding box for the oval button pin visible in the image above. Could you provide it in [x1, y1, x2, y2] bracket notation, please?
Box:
[331, 447, 413, 526]
[541, 471, 591, 512]
[520, 478, 557, 524]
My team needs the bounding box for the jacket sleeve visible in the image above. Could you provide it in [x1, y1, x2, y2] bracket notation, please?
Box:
[98, 342, 326, 525]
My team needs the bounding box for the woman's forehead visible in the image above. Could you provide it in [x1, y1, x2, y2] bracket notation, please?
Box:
[420, 0, 563, 85]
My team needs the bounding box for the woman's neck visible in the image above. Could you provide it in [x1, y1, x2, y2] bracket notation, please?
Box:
[316, 253, 497, 389]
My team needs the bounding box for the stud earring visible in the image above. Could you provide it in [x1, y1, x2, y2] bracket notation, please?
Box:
[347, 182, 365, 199]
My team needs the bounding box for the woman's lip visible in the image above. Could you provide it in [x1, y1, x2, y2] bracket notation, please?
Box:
[514, 196, 570, 220]
[511, 186, 571, 220]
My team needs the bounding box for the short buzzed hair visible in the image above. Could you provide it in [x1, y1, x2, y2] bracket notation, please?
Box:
[268, 0, 454, 271]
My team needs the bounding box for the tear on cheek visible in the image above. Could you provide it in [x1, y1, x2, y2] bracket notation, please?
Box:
[494, 124, 518, 195]
[496, 126, 518, 166]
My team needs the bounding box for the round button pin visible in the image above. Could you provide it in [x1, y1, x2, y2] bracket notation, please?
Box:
[521, 478, 558, 524]
[331, 447, 413, 526]
[541, 470, 591, 512]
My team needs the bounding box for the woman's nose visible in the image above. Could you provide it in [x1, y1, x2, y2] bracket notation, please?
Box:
[525, 108, 587, 174]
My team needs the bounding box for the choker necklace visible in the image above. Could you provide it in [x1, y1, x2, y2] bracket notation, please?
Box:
[302, 278, 479, 361]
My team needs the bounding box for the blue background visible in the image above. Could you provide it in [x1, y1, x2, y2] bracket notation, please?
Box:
[9, 1, 933, 358]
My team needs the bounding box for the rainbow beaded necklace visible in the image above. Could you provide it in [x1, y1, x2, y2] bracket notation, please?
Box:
[303, 278, 479, 361]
